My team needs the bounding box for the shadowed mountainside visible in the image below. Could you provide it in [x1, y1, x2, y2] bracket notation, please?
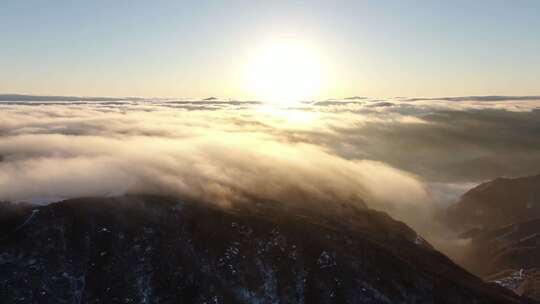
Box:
[446, 174, 540, 231]
[444, 174, 540, 301]
[0, 195, 529, 303]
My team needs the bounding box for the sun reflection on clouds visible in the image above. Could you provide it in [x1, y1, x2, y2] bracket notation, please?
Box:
[255, 105, 319, 130]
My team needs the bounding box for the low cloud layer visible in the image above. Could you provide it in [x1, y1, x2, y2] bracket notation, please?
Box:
[1, 96, 539, 234]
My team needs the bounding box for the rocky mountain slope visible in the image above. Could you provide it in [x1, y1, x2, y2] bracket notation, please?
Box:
[446, 174, 540, 301]
[0, 195, 529, 303]
[454, 218, 540, 300]
[446, 174, 540, 231]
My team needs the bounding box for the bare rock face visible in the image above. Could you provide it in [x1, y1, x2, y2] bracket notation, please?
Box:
[0, 195, 528, 303]
[446, 174, 540, 231]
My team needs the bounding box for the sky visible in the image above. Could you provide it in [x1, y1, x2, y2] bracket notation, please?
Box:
[1, 0, 539, 99]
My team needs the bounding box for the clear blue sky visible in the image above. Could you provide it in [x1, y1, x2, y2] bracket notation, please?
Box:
[1, 0, 539, 98]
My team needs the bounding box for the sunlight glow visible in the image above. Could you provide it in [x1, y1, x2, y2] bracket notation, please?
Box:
[256, 106, 318, 129]
[245, 42, 326, 105]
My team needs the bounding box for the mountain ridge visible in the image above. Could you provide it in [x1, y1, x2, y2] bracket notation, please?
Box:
[0, 194, 529, 303]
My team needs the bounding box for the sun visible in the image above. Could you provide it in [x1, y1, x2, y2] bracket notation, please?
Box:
[245, 42, 326, 105]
